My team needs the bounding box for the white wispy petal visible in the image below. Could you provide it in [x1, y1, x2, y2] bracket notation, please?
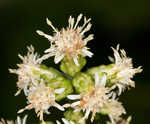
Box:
[100, 74, 107, 86]
[71, 101, 81, 107]
[95, 72, 100, 86]
[73, 56, 79, 66]
[67, 95, 81, 100]
[55, 88, 65, 94]
[82, 49, 93, 58]
[54, 103, 65, 111]
[54, 54, 65, 64]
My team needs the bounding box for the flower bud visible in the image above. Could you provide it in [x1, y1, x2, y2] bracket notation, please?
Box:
[60, 56, 86, 77]
[100, 99, 126, 123]
[47, 76, 73, 101]
[64, 109, 85, 124]
[72, 72, 94, 93]
[34, 65, 61, 81]
[86, 64, 115, 87]
[86, 64, 113, 77]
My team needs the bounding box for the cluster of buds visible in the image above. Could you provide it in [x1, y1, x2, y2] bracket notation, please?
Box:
[8, 14, 142, 124]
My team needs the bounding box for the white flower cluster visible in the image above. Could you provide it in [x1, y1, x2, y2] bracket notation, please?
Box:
[9, 14, 142, 124]
[62, 45, 142, 123]
[9, 46, 65, 122]
[64, 74, 126, 124]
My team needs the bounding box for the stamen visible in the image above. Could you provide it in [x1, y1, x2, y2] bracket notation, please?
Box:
[68, 16, 72, 28]
[74, 14, 83, 29]
[36, 30, 53, 40]
[80, 17, 91, 31]
[81, 23, 92, 35]
[84, 34, 94, 43]
[46, 18, 58, 32]
[70, 17, 75, 29]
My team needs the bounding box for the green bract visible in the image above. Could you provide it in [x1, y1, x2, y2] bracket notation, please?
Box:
[86, 64, 114, 77]
[100, 106, 110, 115]
[60, 56, 86, 77]
[47, 76, 73, 101]
[72, 72, 94, 93]
[87, 64, 116, 87]
[64, 109, 85, 124]
[32, 65, 61, 81]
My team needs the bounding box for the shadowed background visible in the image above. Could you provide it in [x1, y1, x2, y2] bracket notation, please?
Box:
[0, 0, 150, 124]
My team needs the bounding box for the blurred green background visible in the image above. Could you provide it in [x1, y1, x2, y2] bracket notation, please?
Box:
[0, 0, 150, 123]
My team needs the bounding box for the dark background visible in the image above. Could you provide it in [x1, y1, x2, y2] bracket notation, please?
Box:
[0, 0, 150, 124]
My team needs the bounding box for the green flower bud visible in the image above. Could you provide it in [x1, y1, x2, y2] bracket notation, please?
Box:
[72, 72, 94, 93]
[32, 65, 61, 81]
[60, 56, 86, 77]
[86, 64, 114, 77]
[47, 76, 73, 101]
[100, 100, 126, 121]
[64, 109, 85, 124]
[100, 106, 109, 115]
[86, 64, 115, 87]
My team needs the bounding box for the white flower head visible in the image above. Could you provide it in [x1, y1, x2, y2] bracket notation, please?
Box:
[9, 45, 45, 96]
[103, 99, 126, 124]
[64, 74, 111, 122]
[108, 45, 142, 95]
[37, 14, 94, 66]
[18, 81, 64, 122]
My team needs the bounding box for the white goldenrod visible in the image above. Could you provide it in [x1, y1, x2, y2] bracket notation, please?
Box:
[18, 81, 64, 122]
[37, 14, 94, 66]
[9, 46, 46, 96]
[64, 74, 111, 122]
